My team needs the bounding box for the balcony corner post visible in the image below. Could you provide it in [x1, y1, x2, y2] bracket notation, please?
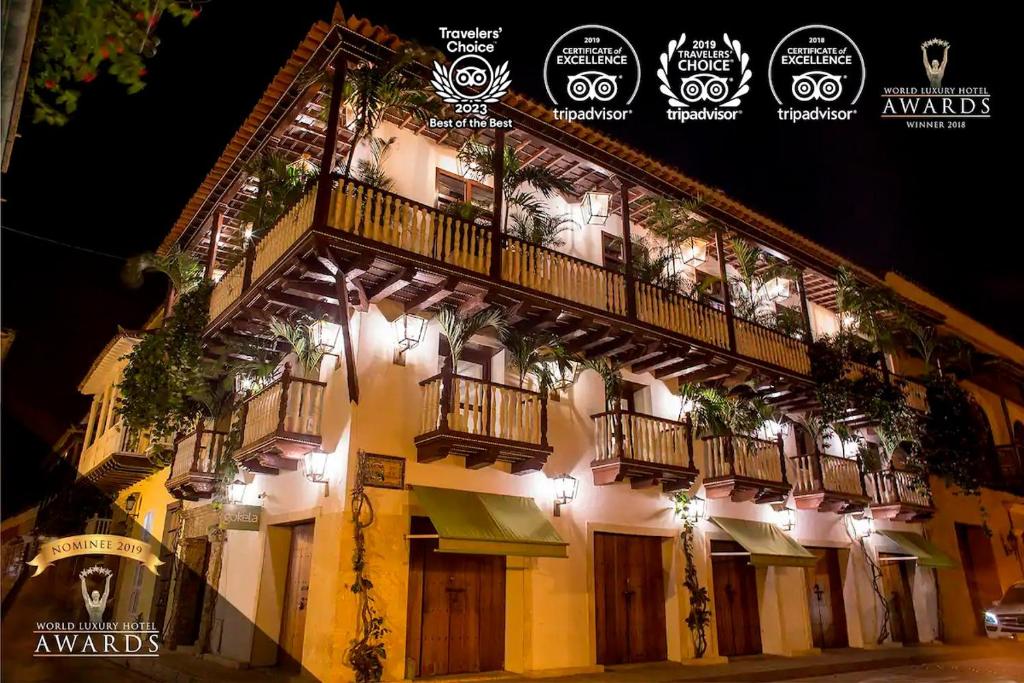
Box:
[278, 364, 292, 433]
[439, 358, 454, 430]
[857, 456, 869, 499]
[205, 211, 224, 282]
[192, 421, 204, 471]
[777, 433, 789, 486]
[313, 51, 349, 229]
[724, 434, 736, 475]
[242, 244, 254, 291]
[684, 414, 695, 469]
[540, 391, 549, 448]
[796, 268, 813, 345]
[618, 181, 637, 320]
[490, 128, 506, 280]
[714, 228, 736, 352]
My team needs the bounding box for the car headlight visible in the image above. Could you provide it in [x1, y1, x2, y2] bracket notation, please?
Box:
[984, 611, 998, 625]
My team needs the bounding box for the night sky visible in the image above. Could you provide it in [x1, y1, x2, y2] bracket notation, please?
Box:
[1, 3, 1019, 508]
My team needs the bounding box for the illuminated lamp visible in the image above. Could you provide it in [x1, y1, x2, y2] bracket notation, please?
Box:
[581, 191, 611, 225]
[552, 473, 579, 517]
[392, 313, 428, 365]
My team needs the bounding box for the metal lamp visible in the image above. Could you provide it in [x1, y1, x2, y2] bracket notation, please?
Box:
[311, 319, 342, 354]
[393, 313, 428, 365]
[678, 236, 708, 268]
[581, 191, 611, 225]
[552, 473, 578, 517]
[303, 451, 329, 484]
[765, 276, 792, 302]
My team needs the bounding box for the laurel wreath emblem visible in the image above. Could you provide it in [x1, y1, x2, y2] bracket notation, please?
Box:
[431, 59, 512, 104]
[657, 33, 751, 109]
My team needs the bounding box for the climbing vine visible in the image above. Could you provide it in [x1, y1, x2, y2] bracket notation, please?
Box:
[347, 451, 389, 682]
[672, 492, 711, 658]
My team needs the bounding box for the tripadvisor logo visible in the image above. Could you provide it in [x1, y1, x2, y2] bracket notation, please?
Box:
[543, 25, 641, 122]
[656, 31, 752, 123]
[769, 24, 865, 122]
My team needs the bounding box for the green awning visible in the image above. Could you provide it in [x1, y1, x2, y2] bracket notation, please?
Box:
[876, 530, 957, 569]
[711, 516, 817, 568]
[412, 486, 568, 558]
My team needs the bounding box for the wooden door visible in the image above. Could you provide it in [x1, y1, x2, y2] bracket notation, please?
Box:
[711, 540, 762, 657]
[408, 540, 505, 677]
[879, 557, 919, 644]
[594, 533, 668, 665]
[956, 523, 1002, 635]
[804, 548, 848, 648]
[279, 523, 314, 668]
[149, 503, 180, 637]
[169, 537, 209, 647]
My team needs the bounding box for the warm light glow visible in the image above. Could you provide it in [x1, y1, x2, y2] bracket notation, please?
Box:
[545, 358, 581, 391]
[848, 514, 874, 539]
[774, 506, 796, 531]
[312, 319, 342, 353]
[762, 419, 791, 440]
[303, 451, 329, 483]
[243, 223, 254, 243]
[678, 236, 708, 268]
[581, 191, 611, 225]
[393, 313, 428, 353]
[765, 276, 792, 302]
[553, 473, 578, 505]
[227, 479, 248, 505]
[679, 495, 707, 525]
[840, 312, 858, 330]
[211, 268, 226, 283]
[679, 396, 695, 417]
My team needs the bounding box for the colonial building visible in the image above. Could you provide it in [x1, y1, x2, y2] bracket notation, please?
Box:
[54, 7, 1023, 682]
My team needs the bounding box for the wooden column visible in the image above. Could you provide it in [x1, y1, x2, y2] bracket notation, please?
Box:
[618, 182, 637, 319]
[684, 414, 695, 469]
[796, 268, 814, 344]
[490, 128, 506, 279]
[715, 228, 736, 351]
[335, 271, 360, 404]
[539, 393, 549, 447]
[777, 433, 789, 486]
[313, 53, 348, 228]
[205, 212, 224, 281]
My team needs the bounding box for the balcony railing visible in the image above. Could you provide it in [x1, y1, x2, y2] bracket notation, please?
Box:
[415, 366, 551, 472]
[590, 410, 697, 492]
[790, 451, 868, 512]
[866, 466, 934, 520]
[84, 515, 113, 535]
[166, 422, 230, 500]
[235, 365, 325, 470]
[702, 433, 790, 503]
[994, 444, 1024, 494]
[207, 177, 821, 379]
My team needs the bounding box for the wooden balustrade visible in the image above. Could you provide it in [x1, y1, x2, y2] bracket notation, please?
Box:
[329, 179, 491, 275]
[167, 423, 230, 500]
[734, 318, 811, 374]
[590, 410, 697, 492]
[867, 467, 933, 520]
[790, 450, 869, 512]
[252, 187, 317, 282]
[635, 282, 730, 350]
[416, 366, 551, 472]
[236, 365, 326, 465]
[502, 236, 627, 316]
[209, 258, 245, 321]
[900, 377, 928, 412]
[84, 516, 113, 535]
[702, 433, 789, 503]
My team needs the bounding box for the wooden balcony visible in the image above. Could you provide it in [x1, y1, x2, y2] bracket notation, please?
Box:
[590, 410, 698, 492]
[866, 467, 934, 521]
[234, 366, 326, 474]
[993, 444, 1024, 495]
[702, 434, 790, 503]
[790, 451, 869, 513]
[165, 423, 230, 500]
[415, 366, 551, 473]
[204, 179, 820, 426]
[78, 423, 166, 495]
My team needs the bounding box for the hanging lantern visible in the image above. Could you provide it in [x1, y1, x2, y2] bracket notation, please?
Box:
[552, 473, 579, 516]
[393, 313, 428, 356]
[678, 495, 707, 525]
[303, 451, 329, 484]
[311, 319, 342, 353]
[581, 191, 611, 225]
[765, 276, 792, 302]
[678, 236, 708, 268]
[227, 478, 248, 505]
[545, 358, 581, 391]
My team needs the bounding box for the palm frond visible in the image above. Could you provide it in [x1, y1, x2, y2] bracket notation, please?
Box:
[121, 245, 204, 294]
[436, 305, 507, 365]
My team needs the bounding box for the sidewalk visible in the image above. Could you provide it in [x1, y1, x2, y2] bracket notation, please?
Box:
[101, 640, 1021, 683]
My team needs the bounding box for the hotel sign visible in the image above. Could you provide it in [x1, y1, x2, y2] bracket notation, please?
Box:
[221, 505, 262, 532]
[362, 453, 406, 490]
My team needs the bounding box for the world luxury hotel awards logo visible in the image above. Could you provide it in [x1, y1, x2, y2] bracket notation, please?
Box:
[769, 24, 865, 122]
[657, 32, 751, 122]
[880, 38, 991, 128]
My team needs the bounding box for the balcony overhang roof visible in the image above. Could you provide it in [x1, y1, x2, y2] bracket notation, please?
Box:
[78, 452, 163, 496]
[78, 331, 142, 395]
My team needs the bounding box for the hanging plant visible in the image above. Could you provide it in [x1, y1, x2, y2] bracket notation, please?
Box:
[355, 136, 397, 191]
[28, 0, 200, 125]
[672, 492, 711, 658]
[268, 316, 324, 377]
[347, 451, 389, 682]
[918, 375, 996, 495]
[435, 305, 507, 367]
[240, 151, 316, 241]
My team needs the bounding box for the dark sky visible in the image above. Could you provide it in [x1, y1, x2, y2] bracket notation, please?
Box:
[2, 3, 1020, 481]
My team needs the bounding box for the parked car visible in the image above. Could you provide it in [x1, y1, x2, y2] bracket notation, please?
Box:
[985, 581, 1024, 639]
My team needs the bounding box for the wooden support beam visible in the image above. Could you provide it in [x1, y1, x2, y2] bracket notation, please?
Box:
[563, 326, 613, 354]
[715, 228, 737, 352]
[205, 212, 224, 281]
[618, 181, 637, 319]
[587, 334, 638, 359]
[407, 277, 456, 313]
[313, 53, 348, 228]
[280, 279, 338, 301]
[632, 351, 685, 375]
[335, 269, 359, 404]
[366, 267, 414, 303]
[490, 128, 506, 279]
[465, 451, 498, 470]
[671, 361, 737, 383]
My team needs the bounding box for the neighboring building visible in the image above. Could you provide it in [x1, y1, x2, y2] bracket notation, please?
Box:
[0, 328, 15, 362]
[34, 8, 1024, 681]
[0, 0, 41, 171]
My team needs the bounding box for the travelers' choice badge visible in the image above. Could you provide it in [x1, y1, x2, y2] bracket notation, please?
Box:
[543, 25, 641, 122]
[769, 25, 865, 122]
[429, 27, 512, 130]
[657, 33, 751, 122]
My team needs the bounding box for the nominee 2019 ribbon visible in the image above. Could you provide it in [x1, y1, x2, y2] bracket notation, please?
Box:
[26, 535, 164, 576]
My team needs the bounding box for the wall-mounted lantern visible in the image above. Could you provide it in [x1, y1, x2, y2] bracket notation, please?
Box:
[123, 492, 142, 519]
[678, 236, 709, 268]
[227, 478, 248, 505]
[545, 358, 581, 392]
[303, 450, 329, 485]
[765, 276, 792, 302]
[773, 504, 795, 532]
[678, 495, 707, 525]
[552, 473, 578, 517]
[581, 191, 611, 226]
[762, 419, 792, 440]
[393, 313, 428, 365]
[849, 515, 874, 539]
[311, 319, 342, 355]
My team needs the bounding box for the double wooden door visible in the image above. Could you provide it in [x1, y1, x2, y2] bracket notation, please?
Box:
[279, 523, 315, 669]
[407, 541, 506, 677]
[956, 523, 1002, 635]
[879, 557, 919, 644]
[711, 540, 762, 657]
[594, 532, 668, 665]
[804, 548, 848, 649]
